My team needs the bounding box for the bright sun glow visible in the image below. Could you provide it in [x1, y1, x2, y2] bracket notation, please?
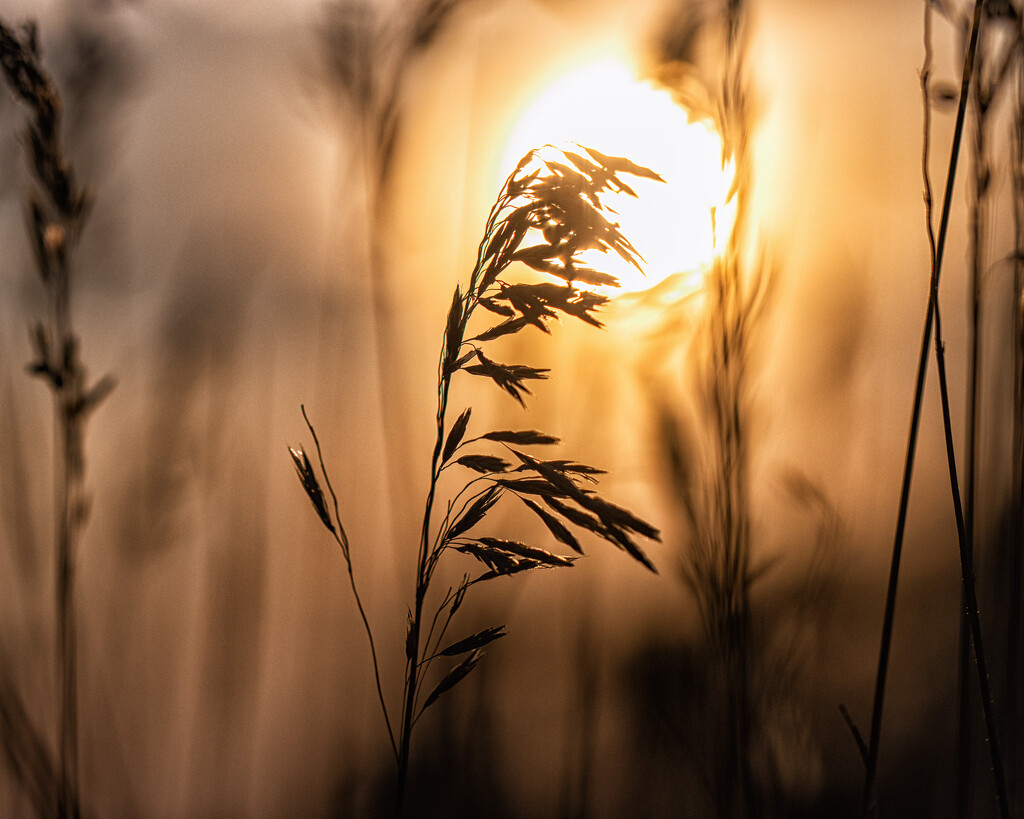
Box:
[502, 58, 735, 294]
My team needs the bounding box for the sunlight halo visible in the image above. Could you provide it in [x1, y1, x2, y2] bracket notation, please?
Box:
[501, 58, 734, 294]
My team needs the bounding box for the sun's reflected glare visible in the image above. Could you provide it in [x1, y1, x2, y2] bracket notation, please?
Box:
[502, 58, 735, 294]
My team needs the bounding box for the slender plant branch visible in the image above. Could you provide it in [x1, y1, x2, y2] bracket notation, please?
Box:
[862, 0, 985, 812]
[964, 21, 987, 561]
[394, 341, 451, 814]
[924, 28, 1010, 793]
[297, 406, 398, 762]
[958, 16, 993, 808]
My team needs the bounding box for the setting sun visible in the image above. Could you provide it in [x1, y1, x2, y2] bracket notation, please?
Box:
[501, 58, 735, 294]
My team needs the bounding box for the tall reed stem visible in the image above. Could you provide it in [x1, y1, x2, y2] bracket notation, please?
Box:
[957, 26, 989, 815]
[862, 0, 984, 812]
[933, 291, 1009, 819]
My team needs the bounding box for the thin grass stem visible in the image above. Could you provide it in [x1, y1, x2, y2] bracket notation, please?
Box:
[863, 0, 985, 812]
[957, 23, 991, 810]
[301, 406, 398, 762]
[933, 298, 1009, 819]
[395, 328, 454, 817]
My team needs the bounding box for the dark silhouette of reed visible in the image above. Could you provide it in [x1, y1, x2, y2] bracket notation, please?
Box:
[857, 1, 1016, 815]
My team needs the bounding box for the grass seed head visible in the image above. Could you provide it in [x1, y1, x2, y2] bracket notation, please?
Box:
[289, 446, 335, 535]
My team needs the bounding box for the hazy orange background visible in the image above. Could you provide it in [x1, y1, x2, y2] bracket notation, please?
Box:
[0, 0, 1018, 815]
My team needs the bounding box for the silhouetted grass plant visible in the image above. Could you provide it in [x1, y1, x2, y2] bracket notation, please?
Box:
[1, 16, 113, 819]
[291, 144, 661, 816]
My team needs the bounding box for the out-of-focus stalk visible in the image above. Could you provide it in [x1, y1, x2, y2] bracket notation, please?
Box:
[1, 17, 113, 819]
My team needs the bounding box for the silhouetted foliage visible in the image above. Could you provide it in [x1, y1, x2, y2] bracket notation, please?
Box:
[291, 144, 661, 815]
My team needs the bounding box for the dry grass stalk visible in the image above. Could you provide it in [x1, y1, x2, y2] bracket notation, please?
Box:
[690, 3, 771, 815]
[291, 145, 661, 815]
[650, 0, 796, 813]
[0, 16, 113, 819]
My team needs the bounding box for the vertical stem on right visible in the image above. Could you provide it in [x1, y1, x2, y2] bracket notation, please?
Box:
[958, 34, 987, 817]
[1007, 49, 1024, 819]
[862, 1, 986, 812]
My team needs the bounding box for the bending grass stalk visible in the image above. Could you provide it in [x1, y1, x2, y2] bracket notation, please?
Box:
[862, 0, 985, 813]
[295, 407, 398, 761]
